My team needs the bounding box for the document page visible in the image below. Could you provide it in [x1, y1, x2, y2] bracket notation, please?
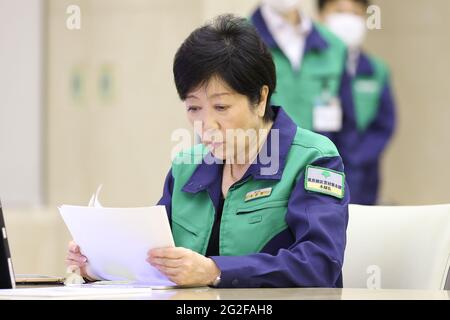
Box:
[0, 286, 153, 298]
[59, 205, 175, 287]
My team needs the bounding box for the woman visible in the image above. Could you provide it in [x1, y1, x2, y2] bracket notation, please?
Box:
[67, 14, 349, 288]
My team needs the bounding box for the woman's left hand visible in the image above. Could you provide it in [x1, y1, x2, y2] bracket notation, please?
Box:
[147, 247, 221, 286]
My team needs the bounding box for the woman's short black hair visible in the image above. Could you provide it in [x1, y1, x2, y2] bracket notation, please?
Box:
[173, 14, 276, 122]
[318, 0, 370, 11]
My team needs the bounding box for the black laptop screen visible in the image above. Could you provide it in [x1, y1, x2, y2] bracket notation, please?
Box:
[0, 202, 15, 289]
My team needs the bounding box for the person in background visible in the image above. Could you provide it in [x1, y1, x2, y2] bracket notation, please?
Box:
[319, 0, 396, 205]
[250, 0, 357, 171]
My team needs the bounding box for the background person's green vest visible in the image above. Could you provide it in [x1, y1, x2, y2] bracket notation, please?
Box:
[270, 24, 347, 131]
[352, 55, 389, 132]
[170, 128, 341, 256]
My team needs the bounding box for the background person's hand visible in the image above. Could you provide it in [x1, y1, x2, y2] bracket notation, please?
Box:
[65, 240, 97, 281]
[147, 247, 220, 286]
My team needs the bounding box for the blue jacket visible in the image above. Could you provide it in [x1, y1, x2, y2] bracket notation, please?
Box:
[344, 52, 396, 205]
[158, 107, 349, 288]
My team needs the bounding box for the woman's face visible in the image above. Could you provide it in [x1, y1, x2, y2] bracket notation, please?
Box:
[184, 77, 269, 162]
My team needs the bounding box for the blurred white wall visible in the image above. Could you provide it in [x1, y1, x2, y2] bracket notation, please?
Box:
[365, 0, 450, 205]
[46, 0, 201, 208]
[0, 0, 43, 207]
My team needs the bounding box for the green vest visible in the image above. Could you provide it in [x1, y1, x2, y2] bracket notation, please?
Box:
[270, 23, 347, 131]
[352, 55, 389, 132]
[170, 128, 340, 256]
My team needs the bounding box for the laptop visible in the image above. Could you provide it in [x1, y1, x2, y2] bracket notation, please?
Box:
[0, 200, 65, 289]
[0, 199, 15, 289]
[0, 201, 162, 298]
[0, 200, 188, 292]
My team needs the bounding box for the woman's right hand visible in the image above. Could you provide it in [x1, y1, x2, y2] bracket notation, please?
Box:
[66, 240, 96, 281]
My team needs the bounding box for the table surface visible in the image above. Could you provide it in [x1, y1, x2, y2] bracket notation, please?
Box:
[150, 287, 450, 300]
[1, 285, 449, 300]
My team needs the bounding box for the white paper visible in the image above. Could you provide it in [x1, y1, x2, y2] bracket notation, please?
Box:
[0, 287, 153, 298]
[59, 204, 175, 287]
[88, 184, 104, 208]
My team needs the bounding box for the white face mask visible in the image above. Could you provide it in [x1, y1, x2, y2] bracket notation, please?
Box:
[262, 0, 301, 14]
[325, 13, 367, 49]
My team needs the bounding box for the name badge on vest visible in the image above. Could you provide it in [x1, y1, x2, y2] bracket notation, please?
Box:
[304, 165, 345, 199]
[355, 80, 379, 94]
[245, 188, 272, 202]
[313, 97, 343, 132]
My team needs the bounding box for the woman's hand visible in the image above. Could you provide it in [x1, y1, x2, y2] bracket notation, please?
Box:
[147, 247, 220, 286]
[65, 240, 97, 281]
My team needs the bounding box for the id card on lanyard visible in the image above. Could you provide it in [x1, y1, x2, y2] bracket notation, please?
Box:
[313, 77, 343, 132]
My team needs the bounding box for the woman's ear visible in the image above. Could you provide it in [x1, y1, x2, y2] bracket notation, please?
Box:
[257, 85, 270, 118]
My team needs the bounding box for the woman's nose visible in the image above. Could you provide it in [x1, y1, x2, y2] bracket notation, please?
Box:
[202, 112, 220, 132]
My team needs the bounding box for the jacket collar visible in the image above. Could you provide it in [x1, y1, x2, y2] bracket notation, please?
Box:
[356, 52, 375, 76]
[251, 7, 329, 54]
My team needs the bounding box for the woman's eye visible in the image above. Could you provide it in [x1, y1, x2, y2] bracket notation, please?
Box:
[187, 106, 200, 112]
[215, 105, 229, 112]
